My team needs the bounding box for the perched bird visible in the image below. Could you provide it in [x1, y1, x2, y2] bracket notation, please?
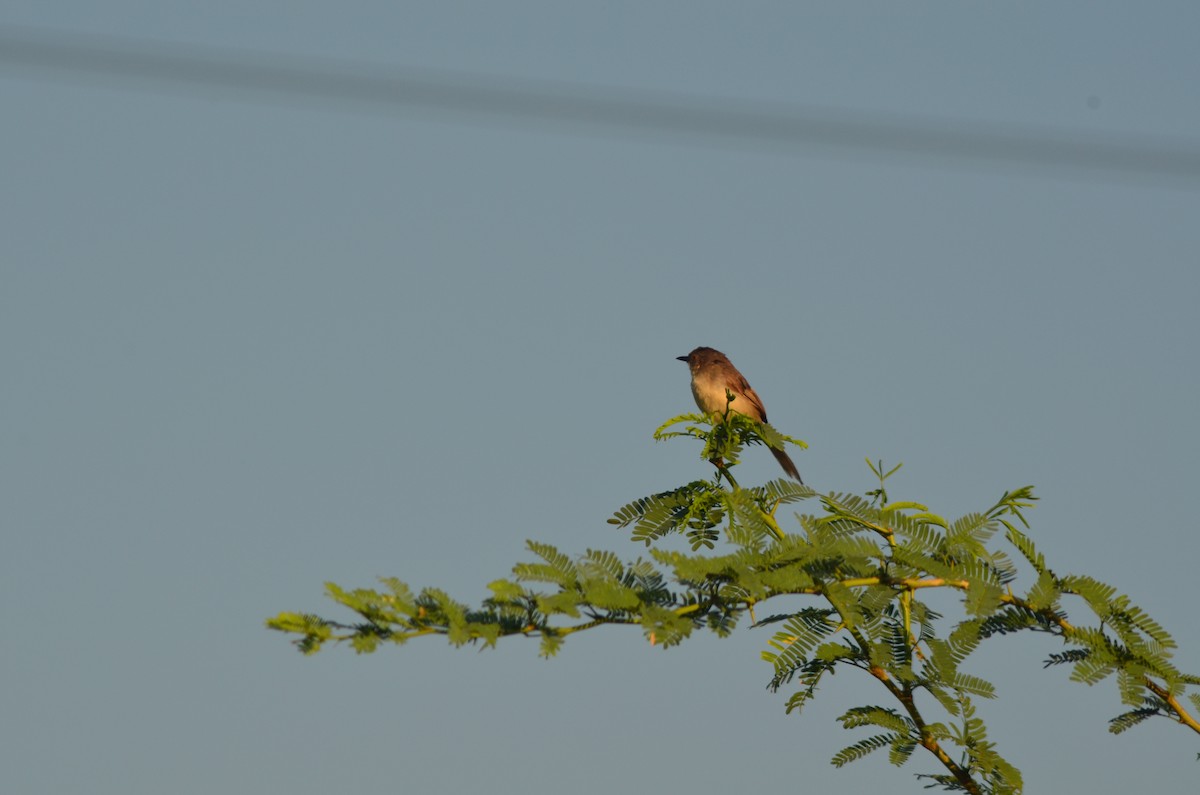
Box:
[676, 346, 803, 483]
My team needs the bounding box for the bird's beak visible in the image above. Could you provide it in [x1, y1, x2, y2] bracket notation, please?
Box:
[676, 355, 689, 362]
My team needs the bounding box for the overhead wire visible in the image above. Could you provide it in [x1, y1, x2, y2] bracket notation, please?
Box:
[2, 25, 1199, 185]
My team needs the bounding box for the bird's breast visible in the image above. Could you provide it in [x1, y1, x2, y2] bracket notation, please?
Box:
[691, 372, 742, 416]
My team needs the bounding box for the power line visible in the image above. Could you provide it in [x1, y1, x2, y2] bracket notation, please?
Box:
[3, 25, 1199, 184]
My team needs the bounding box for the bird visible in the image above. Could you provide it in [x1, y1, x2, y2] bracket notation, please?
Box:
[676, 346, 802, 483]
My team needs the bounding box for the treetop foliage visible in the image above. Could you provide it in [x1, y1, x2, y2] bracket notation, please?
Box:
[268, 412, 1199, 794]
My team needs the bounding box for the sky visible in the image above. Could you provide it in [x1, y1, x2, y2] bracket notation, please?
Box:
[3, 4, 1199, 793]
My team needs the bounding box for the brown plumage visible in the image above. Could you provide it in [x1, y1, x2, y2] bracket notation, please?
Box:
[676, 346, 802, 483]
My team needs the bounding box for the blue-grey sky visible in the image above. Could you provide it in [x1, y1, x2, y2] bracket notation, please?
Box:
[3, 4, 1198, 793]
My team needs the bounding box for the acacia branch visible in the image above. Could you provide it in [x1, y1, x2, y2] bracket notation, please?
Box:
[1144, 677, 1200, 735]
[867, 664, 982, 795]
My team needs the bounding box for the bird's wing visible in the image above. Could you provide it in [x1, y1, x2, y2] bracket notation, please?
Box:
[728, 373, 768, 423]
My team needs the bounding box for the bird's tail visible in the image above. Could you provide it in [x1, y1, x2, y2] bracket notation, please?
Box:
[771, 446, 803, 484]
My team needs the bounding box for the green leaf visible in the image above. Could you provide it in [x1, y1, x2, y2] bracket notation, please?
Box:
[640, 605, 696, 648]
[487, 579, 526, 601]
[1109, 707, 1159, 734]
[888, 737, 918, 767]
[537, 590, 583, 618]
[652, 412, 708, 441]
[1004, 524, 1046, 574]
[831, 734, 895, 767]
[838, 705, 913, 733]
